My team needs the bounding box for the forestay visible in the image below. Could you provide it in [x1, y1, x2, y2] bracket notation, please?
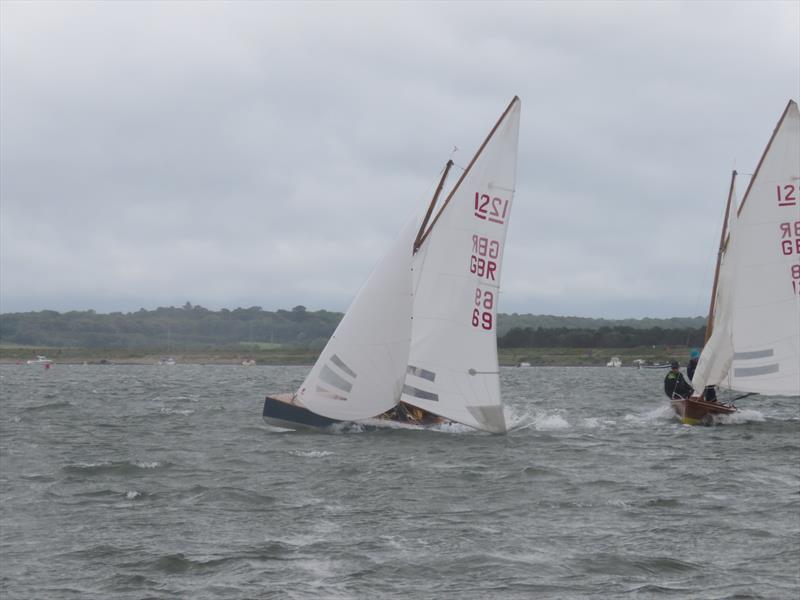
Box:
[297, 218, 417, 421]
[400, 97, 521, 433]
[693, 100, 800, 397]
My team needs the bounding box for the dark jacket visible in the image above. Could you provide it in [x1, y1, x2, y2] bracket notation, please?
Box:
[687, 358, 699, 381]
[664, 369, 693, 399]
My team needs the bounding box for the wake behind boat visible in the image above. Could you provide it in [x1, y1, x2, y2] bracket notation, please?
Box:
[263, 97, 522, 433]
[673, 99, 800, 425]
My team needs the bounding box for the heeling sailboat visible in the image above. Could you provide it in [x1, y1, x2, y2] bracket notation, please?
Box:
[262, 97, 521, 432]
[673, 99, 800, 425]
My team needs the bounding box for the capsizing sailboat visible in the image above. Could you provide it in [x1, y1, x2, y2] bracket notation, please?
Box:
[672, 99, 800, 425]
[262, 97, 521, 433]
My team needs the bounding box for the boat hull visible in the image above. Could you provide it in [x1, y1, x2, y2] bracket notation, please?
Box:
[671, 397, 737, 425]
[262, 394, 450, 431]
[262, 394, 344, 430]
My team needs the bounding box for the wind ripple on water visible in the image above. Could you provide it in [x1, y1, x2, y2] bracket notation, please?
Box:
[0, 364, 797, 599]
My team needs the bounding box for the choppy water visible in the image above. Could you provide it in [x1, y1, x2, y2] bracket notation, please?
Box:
[0, 364, 798, 599]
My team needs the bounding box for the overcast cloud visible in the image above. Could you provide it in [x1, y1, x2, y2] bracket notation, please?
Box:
[1, 0, 798, 318]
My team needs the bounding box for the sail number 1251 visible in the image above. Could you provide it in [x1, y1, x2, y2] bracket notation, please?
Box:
[474, 192, 510, 225]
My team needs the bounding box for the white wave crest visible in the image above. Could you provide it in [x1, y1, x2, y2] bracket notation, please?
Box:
[134, 461, 161, 469]
[718, 408, 765, 425]
[160, 407, 195, 416]
[289, 450, 334, 458]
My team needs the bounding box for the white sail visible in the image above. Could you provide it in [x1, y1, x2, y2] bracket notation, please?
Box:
[691, 183, 739, 392]
[296, 218, 416, 421]
[400, 97, 521, 433]
[694, 100, 800, 397]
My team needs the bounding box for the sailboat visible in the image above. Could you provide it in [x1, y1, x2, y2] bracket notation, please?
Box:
[673, 99, 800, 425]
[262, 97, 521, 433]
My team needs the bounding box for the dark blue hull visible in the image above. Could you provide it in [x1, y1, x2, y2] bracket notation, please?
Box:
[262, 396, 344, 430]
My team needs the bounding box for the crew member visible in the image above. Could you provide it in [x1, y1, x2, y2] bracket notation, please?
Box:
[664, 360, 694, 399]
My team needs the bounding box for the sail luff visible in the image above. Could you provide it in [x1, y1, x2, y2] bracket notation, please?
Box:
[416, 96, 520, 250]
[736, 100, 796, 218]
[705, 170, 737, 343]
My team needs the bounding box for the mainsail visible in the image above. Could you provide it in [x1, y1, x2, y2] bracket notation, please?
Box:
[692, 99, 800, 397]
[400, 97, 522, 433]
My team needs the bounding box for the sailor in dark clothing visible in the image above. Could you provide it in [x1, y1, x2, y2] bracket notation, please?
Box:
[686, 349, 700, 380]
[664, 360, 694, 399]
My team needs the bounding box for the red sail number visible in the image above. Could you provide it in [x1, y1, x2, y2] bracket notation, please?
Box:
[472, 288, 494, 330]
[474, 192, 509, 224]
[777, 184, 797, 207]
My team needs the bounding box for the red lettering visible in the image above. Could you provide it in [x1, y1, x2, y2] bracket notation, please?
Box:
[779, 221, 800, 238]
[468, 256, 496, 280]
[482, 291, 494, 310]
[777, 184, 797, 207]
[472, 288, 495, 330]
[486, 260, 496, 281]
[791, 265, 800, 295]
[469, 235, 500, 281]
[782, 239, 800, 255]
[474, 191, 509, 224]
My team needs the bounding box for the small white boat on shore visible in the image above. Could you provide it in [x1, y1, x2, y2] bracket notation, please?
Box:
[606, 356, 622, 368]
[26, 355, 53, 365]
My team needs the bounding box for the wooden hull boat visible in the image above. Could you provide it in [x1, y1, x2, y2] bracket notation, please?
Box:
[671, 396, 737, 426]
[676, 101, 799, 423]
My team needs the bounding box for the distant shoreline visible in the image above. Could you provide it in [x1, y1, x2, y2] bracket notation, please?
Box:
[0, 345, 693, 368]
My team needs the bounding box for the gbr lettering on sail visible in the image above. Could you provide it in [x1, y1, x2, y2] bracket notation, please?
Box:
[470, 191, 510, 331]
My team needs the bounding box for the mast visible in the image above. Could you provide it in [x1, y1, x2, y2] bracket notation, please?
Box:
[704, 170, 737, 343]
[414, 159, 454, 253]
[415, 96, 520, 250]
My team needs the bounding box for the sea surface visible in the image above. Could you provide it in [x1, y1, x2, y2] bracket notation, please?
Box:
[1, 364, 798, 599]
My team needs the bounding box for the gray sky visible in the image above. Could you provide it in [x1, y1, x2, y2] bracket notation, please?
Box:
[2, 0, 798, 318]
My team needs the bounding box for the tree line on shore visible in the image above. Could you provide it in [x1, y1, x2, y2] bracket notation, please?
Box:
[498, 325, 705, 349]
[0, 303, 707, 350]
